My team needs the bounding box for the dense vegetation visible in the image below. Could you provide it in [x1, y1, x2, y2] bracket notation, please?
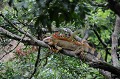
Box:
[0, 0, 120, 79]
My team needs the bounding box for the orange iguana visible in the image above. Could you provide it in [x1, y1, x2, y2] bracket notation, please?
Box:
[43, 32, 103, 60]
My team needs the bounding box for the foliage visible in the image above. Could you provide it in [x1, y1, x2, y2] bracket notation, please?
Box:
[0, 0, 117, 79]
[0, 52, 104, 79]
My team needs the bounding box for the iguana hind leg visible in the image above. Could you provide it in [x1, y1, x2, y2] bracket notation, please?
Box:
[74, 47, 85, 59]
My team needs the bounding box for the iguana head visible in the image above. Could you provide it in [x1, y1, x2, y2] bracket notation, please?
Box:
[43, 37, 54, 45]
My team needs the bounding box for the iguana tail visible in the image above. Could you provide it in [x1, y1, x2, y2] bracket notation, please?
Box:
[82, 43, 103, 61]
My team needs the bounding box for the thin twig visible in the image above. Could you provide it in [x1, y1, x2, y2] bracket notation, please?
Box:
[0, 35, 26, 60]
[92, 24, 110, 62]
[29, 28, 42, 79]
[29, 47, 41, 79]
[0, 13, 48, 47]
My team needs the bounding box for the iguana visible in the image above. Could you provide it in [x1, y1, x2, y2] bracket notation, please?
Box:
[43, 32, 103, 60]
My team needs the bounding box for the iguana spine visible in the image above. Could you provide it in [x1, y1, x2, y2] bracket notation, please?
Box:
[43, 32, 103, 60]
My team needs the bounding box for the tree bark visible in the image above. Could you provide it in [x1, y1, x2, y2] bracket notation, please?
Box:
[111, 16, 120, 67]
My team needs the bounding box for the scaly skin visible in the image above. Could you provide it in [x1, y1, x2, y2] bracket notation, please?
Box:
[43, 33, 103, 60]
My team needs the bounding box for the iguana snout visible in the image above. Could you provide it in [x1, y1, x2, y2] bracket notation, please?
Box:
[43, 37, 53, 45]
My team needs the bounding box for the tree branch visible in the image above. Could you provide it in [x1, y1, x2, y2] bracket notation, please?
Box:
[89, 61, 120, 77]
[92, 24, 110, 62]
[111, 16, 120, 67]
[0, 27, 48, 47]
[1, 26, 120, 77]
[0, 13, 48, 48]
[61, 49, 120, 77]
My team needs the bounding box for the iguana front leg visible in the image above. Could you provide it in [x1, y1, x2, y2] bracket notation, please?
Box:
[54, 45, 62, 53]
[49, 45, 63, 53]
